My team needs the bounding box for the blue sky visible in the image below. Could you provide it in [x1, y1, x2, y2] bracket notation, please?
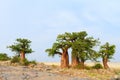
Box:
[0, 0, 120, 62]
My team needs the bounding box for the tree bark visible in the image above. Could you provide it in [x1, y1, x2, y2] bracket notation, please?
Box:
[20, 51, 25, 64]
[103, 56, 109, 69]
[61, 49, 69, 68]
[80, 60, 85, 69]
[71, 54, 79, 67]
[71, 50, 79, 67]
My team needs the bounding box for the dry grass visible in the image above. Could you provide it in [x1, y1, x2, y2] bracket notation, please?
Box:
[43, 62, 120, 69]
[43, 62, 60, 66]
[0, 61, 119, 80]
[108, 62, 120, 70]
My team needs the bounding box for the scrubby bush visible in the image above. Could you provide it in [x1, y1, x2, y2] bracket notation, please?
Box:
[73, 64, 91, 70]
[11, 56, 37, 66]
[10, 56, 20, 63]
[85, 66, 92, 70]
[22, 59, 37, 66]
[0, 53, 11, 61]
[21, 59, 29, 66]
[73, 64, 83, 69]
[92, 63, 103, 69]
[29, 60, 37, 65]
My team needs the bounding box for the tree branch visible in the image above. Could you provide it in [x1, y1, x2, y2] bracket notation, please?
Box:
[55, 52, 62, 55]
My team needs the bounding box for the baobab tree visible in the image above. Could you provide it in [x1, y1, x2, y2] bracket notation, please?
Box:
[66, 31, 99, 68]
[8, 38, 33, 64]
[99, 42, 115, 69]
[72, 36, 99, 69]
[70, 31, 88, 67]
[46, 33, 71, 68]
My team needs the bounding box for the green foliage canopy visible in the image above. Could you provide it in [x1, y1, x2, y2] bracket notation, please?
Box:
[46, 31, 99, 62]
[45, 32, 71, 57]
[7, 38, 33, 55]
[71, 31, 99, 62]
[99, 42, 115, 60]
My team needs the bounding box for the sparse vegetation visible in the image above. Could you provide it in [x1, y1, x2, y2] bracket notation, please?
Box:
[10, 56, 36, 66]
[92, 63, 103, 69]
[21, 59, 37, 66]
[73, 64, 91, 70]
[0, 53, 11, 61]
[10, 56, 20, 63]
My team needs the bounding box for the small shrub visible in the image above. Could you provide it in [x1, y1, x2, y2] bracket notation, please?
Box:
[0, 53, 11, 61]
[74, 64, 85, 69]
[51, 64, 58, 68]
[85, 66, 92, 70]
[21, 59, 37, 66]
[92, 63, 103, 69]
[21, 59, 29, 66]
[11, 56, 37, 66]
[74, 64, 82, 69]
[10, 56, 20, 63]
[74, 64, 92, 70]
[29, 60, 37, 65]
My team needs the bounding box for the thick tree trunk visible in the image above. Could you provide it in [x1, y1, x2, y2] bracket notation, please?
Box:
[71, 50, 79, 67]
[20, 51, 25, 64]
[71, 55, 79, 67]
[80, 61, 85, 69]
[103, 56, 109, 69]
[61, 49, 69, 68]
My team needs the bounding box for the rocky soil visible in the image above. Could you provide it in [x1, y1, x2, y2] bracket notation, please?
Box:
[0, 61, 119, 80]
